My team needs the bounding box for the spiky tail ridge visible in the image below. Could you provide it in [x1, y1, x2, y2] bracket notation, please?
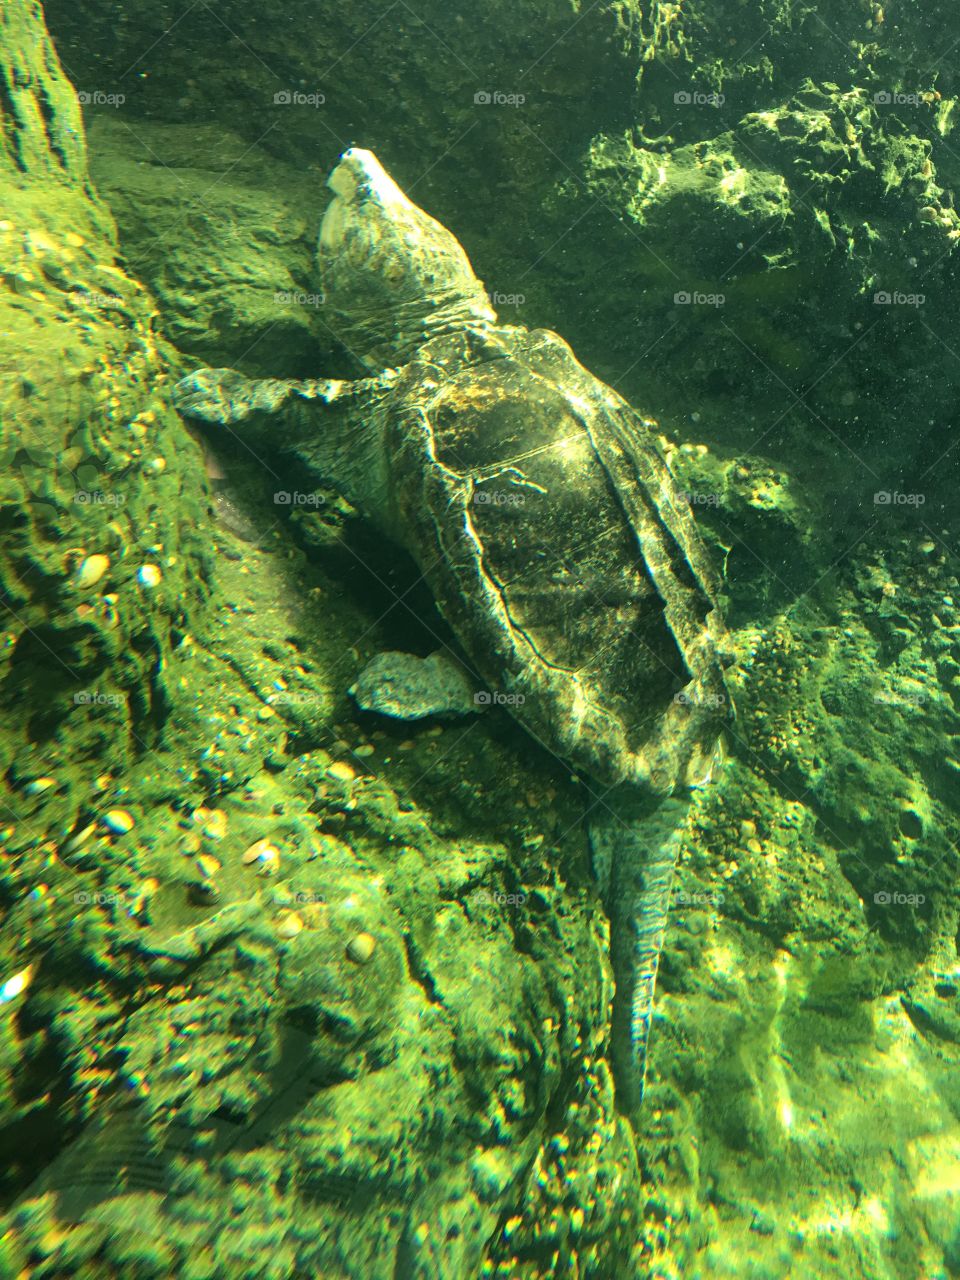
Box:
[591, 794, 689, 1116]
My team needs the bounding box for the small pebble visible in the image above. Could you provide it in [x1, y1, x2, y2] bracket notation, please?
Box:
[242, 838, 280, 875]
[354, 744, 375, 758]
[129, 877, 159, 918]
[257, 848, 279, 875]
[137, 564, 162, 588]
[201, 809, 228, 840]
[0, 964, 35, 1004]
[276, 912, 304, 939]
[101, 809, 134, 835]
[346, 931, 377, 964]
[327, 761, 356, 783]
[24, 777, 57, 796]
[242, 837, 274, 864]
[62, 822, 97, 855]
[75, 554, 110, 589]
[196, 854, 221, 880]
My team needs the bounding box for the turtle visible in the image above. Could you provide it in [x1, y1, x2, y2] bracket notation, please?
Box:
[173, 147, 732, 1117]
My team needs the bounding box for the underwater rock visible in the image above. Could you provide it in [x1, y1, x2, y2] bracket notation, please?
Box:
[83, 116, 328, 377]
[0, 0, 215, 826]
[345, 930, 377, 963]
[350, 650, 479, 721]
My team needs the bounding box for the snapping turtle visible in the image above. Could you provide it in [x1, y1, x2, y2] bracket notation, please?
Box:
[173, 148, 731, 1114]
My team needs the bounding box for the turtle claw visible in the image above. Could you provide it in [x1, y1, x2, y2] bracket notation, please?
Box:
[172, 368, 295, 424]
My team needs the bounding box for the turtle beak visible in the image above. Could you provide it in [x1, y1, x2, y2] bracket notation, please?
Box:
[327, 154, 360, 200]
[327, 148, 399, 204]
[317, 147, 497, 368]
[321, 149, 414, 255]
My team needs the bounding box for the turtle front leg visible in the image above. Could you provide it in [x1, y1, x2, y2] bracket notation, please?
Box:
[171, 367, 347, 425]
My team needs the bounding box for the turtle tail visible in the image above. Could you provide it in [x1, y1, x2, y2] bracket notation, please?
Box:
[589, 793, 689, 1115]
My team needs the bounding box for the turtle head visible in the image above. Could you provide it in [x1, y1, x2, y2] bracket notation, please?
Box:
[318, 148, 497, 370]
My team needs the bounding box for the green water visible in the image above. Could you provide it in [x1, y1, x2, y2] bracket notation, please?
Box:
[0, 2, 958, 1278]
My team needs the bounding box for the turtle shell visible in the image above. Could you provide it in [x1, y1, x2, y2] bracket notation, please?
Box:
[379, 325, 730, 795]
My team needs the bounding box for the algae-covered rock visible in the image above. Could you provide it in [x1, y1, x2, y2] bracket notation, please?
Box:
[0, 0, 221, 1192]
[0, 5, 208, 886]
[5, 0, 960, 1277]
[85, 116, 330, 376]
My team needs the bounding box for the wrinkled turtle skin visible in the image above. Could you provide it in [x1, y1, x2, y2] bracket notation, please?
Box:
[173, 150, 734, 1126]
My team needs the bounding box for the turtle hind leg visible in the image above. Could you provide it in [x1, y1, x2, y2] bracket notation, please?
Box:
[171, 367, 300, 424]
[589, 793, 689, 1116]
